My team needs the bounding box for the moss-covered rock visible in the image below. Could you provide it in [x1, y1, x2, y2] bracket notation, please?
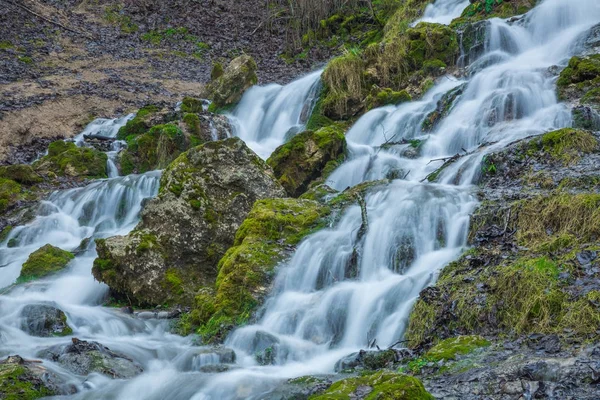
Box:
[450, 0, 536, 28]
[366, 88, 412, 110]
[0, 165, 42, 185]
[310, 371, 434, 400]
[33, 141, 107, 179]
[534, 128, 597, 165]
[192, 198, 330, 343]
[0, 178, 24, 213]
[557, 55, 600, 106]
[267, 125, 347, 197]
[206, 55, 258, 111]
[0, 356, 57, 399]
[20, 304, 72, 337]
[116, 104, 161, 140]
[423, 335, 490, 362]
[93, 138, 286, 307]
[19, 244, 74, 283]
[119, 123, 191, 175]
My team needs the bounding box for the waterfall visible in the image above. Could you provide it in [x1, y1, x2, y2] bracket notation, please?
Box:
[227, 70, 322, 159]
[73, 114, 134, 178]
[0, 0, 599, 398]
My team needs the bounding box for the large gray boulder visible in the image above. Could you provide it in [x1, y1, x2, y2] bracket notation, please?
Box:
[93, 137, 286, 306]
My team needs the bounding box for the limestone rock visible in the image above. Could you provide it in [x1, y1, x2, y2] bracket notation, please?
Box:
[93, 138, 285, 306]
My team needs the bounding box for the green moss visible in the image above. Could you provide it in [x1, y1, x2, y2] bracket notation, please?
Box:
[0, 178, 23, 213]
[267, 125, 346, 196]
[34, 141, 107, 179]
[18, 56, 33, 64]
[103, 4, 138, 33]
[536, 128, 597, 165]
[0, 362, 54, 400]
[0, 41, 13, 49]
[195, 198, 330, 343]
[163, 268, 185, 296]
[183, 113, 202, 138]
[181, 97, 204, 114]
[557, 55, 600, 107]
[424, 335, 490, 362]
[119, 124, 189, 173]
[406, 192, 600, 348]
[116, 105, 160, 140]
[211, 62, 224, 80]
[19, 244, 74, 283]
[0, 226, 12, 242]
[450, 0, 536, 28]
[0, 165, 42, 185]
[367, 88, 412, 109]
[310, 371, 434, 400]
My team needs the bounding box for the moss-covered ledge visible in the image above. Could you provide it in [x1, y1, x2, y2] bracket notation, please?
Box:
[267, 125, 347, 197]
[181, 198, 330, 342]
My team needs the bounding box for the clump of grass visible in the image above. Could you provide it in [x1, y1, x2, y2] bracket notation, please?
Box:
[538, 128, 597, 165]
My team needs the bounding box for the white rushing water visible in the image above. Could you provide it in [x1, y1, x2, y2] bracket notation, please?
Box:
[228, 70, 322, 159]
[0, 0, 599, 398]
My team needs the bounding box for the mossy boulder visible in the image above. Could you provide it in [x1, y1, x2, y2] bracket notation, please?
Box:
[191, 198, 330, 343]
[19, 244, 74, 283]
[366, 88, 412, 110]
[310, 371, 434, 400]
[93, 138, 286, 307]
[423, 335, 490, 362]
[33, 141, 107, 179]
[116, 104, 161, 140]
[206, 55, 258, 111]
[0, 355, 59, 399]
[267, 125, 347, 197]
[119, 123, 192, 175]
[533, 128, 597, 165]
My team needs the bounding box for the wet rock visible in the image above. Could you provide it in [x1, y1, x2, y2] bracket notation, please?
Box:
[19, 244, 74, 283]
[33, 141, 108, 180]
[20, 304, 72, 337]
[335, 349, 399, 372]
[422, 84, 465, 132]
[0, 355, 70, 398]
[206, 55, 258, 110]
[577, 250, 598, 266]
[457, 21, 490, 66]
[38, 338, 143, 379]
[83, 135, 115, 152]
[267, 125, 346, 197]
[93, 138, 286, 307]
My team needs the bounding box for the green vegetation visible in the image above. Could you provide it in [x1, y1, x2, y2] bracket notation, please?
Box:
[19, 244, 74, 283]
[119, 124, 189, 174]
[528, 128, 597, 165]
[0, 178, 23, 213]
[183, 113, 202, 137]
[406, 192, 600, 348]
[0, 361, 54, 400]
[186, 198, 330, 342]
[557, 55, 600, 109]
[320, 21, 458, 119]
[181, 97, 203, 113]
[404, 335, 490, 373]
[310, 371, 434, 400]
[450, 0, 536, 28]
[33, 141, 107, 179]
[0, 41, 13, 50]
[116, 105, 161, 140]
[267, 125, 346, 196]
[103, 4, 138, 33]
[0, 165, 42, 185]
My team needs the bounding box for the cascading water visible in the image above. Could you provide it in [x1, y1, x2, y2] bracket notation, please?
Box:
[228, 70, 322, 159]
[73, 114, 134, 178]
[0, 0, 598, 398]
